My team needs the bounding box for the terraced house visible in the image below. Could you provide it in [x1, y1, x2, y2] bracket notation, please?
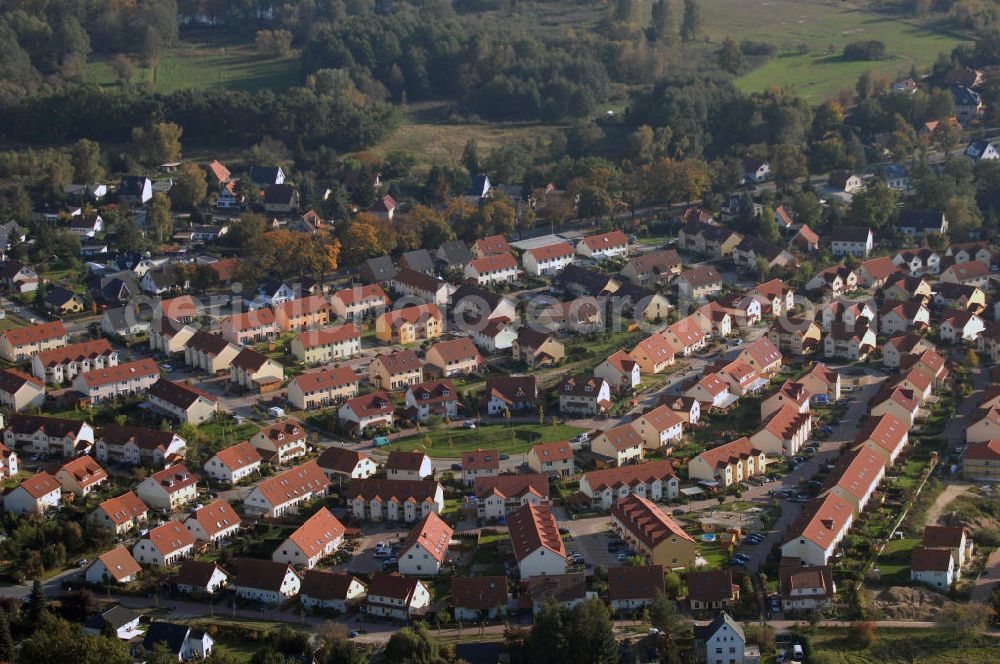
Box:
[346, 478, 444, 522]
[611, 494, 696, 568]
[31, 338, 118, 384]
[183, 332, 242, 374]
[474, 474, 550, 519]
[369, 349, 423, 390]
[274, 295, 331, 332]
[522, 241, 575, 276]
[244, 461, 331, 517]
[72, 358, 160, 402]
[3, 414, 94, 457]
[0, 368, 44, 412]
[329, 284, 390, 321]
[424, 337, 484, 377]
[375, 303, 443, 344]
[251, 419, 308, 464]
[95, 424, 187, 467]
[464, 253, 518, 286]
[287, 365, 359, 410]
[220, 308, 277, 345]
[0, 320, 68, 362]
[136, 464, 198, 511]
[579, 460, 679, 510]
[290, 324, 361, 365]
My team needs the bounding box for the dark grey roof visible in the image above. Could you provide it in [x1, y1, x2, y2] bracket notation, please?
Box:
[258, 277, 287, 298]
[118, 176, 150, 198]
[555, 264, 611, 296]
[400, 249, 434, 274]
[468, 174, 491, 198]
[694, 611, 744, 642]
[84, 604, 140, 631]
[143, 621, 190, 654]
[249, 166, 283, 186]
[262, 184, 296, 205]
[145, 269, 177, 289]
[898, 210, 944, 230]
[94, 273, 141, 305]
[451, 282, 504, 312]
[437, 240, 472, 266]
[952, 85, 981, 106]
[44, 285, 80, 307]
[362, 256, 397, 283]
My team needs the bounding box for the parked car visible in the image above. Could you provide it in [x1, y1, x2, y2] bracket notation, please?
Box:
[463, 421, 477, 429]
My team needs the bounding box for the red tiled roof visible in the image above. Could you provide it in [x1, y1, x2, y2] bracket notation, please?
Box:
[469, 253, 517, 274]
[507, 504, 566, 562]
[580, 230, 628, 251]
[150, 464, 197, 494]
[611, 494, 695, 549]
[345, 392, 393, 418]
[286, 507, 345, 559]
[213, 441, 262, 472]
[255, 461, 330, 508]
[57, 455, 107, 488]
[95, 544, 141, 581]
[290, 366, 358, 394]
[451, 576, 507, 609]
[607, 564, 665, 600]
[527, 242, 574, 261]
[296, 324, 360, 349]
[697, 437, 762, 470]
[35, 339, 114, 368]
[1, 320, 66, 347]
[462, 449, 499, 472]
[474, 474, 549, 501]
[224, 308, 276, 332]
[530, 441, 573, 463]
[97, 491, 147, 526]
[911, 546, 953, 572]
[16, 471, 60, 499]
[147, 519, 195, 556]
[78, 358, 158, 388]
[188, 499, 241, 538]
[400, 511, 453, 563]
[582, 459, 676, 492]
[332, 284, 389, 307]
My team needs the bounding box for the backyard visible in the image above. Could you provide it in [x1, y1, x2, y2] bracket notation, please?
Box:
[381, 422, 587, 458]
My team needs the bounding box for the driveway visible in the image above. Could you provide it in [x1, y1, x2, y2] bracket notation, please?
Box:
[558, 510, 620, 571]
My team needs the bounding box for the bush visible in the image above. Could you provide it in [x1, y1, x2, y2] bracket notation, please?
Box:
[740, 40, 778, 57]
[843, 40, 887, 60]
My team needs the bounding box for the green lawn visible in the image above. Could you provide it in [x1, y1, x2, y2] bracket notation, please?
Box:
[874, 537, 920, 586]
[697, 0, 970, 101]
[84, 35, 298, 94]
[696, 540, 730, 569]
[810, 627, 1000, 663]
[382, 422, 586, 458]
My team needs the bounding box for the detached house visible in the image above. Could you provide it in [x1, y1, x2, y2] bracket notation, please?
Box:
[674, 266, 722, 301]
[86, 545, 142, 585]
[339, 392, 394, 435]
[424, 337, 484, 377]
[272, 507, 345, 569]
[558, 374, 611, 416]
[204, 441, 262, 484]
[316, 446, 378, 483]
[474, 474, 550, 519]
[3, 471, 61, 514]
[829, 226, 873, 257]
[595, 350, 641, 391]
[608, 565, 666, 615]
[0, 368, 44, 412]
[940, 260, 990, 288]
[452, 576, 509, 621]
[136, 464, 198, 511]
[879, 299, 930, 335]
[485, 375, 537, 415]
[460, 448, 500, 486]
[591, 423, 645, 467]
[824, 321, 877, 360]
[688, 569, 739, 612]
[54, 455, 108, 497]
[184, 499, 242, 543]
[233, 558, 300, 604]
[243, 461, 330, 517]
[133, 520, 195, 567]
[508, 503, 567, 579]
[939, 309, 985, 342]
[229, 348, 285, 392]
[91, 491, 148, 535]
[528, 441, 574, 477]
[175, 559, 229, 595]
[398, 512, 453, 576]
[375, 303, 444, 344]
[386, 450, 433, 480]
[620, 249, 683, 287]
[251, 419, 307, 464]
[751, 404, 812, 457]
[512, 327, 565, 367]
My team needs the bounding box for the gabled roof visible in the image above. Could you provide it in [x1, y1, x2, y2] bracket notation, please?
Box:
[452, 576, 507, 609]
[8, 414, 87, 438]
[697, 437, 762, 470]
[695, 612, 744, 643]
[188, 499, 241, 539]
[380, 304, 442, 329]
[530, 441, 573, 463]
[300, 570, 363, 601]
[316, 446, 372, 475]
[174, 559, 227, 589]
[291, 365, 358, 394]
[146, 520, 195, 556]
[286, 507, 345, 559]
[782, 491, 853, 549]
[276, 295, 330, 319]
[254, 461, 330, 508]
[94, 544, 141, 581]
[14, 471, 60, 498]
[97, 491, 148, 525]
[607, 564, 665, 600]
[78, 358, 158, 387]
[911, 546, 953, 572]
[0, 320, 66, 347]
[527, 241, 574, 261]
[923, 525, 966, 549]
[393, 266, 447, 293]
[677, 265, 720, 288]
[486, 375, 536, 405]
[149, 464, 197, 494]
[0, 367, 42, 393]
[963, 439, 1000, 461]
[472, 235, 510, 256]
[346, 478, 440, 503]
[507, 503, 566, 562]
[386, 450, 429, 472]
[686, 568, 735, 603]
[640, 404, 684, 432]
[332, 283, 389, 306]
[254, 419, 307, 450]
[580, 230, 628, 251]
[234, 558, 297, 592]
[469, 253, 517, 274]
[611, 494, 695, 549]
[426, 337, 482, 365]
[582, 459, 676, 492]
[369, 572, 422, 601]
[462, 448, 499, 472]
[596, 423, 643, 451]
[56, 455, 107, 488]
[399, 511, 453, 563]
[475, 474, 549, 501]
[148, 379, 217, 408]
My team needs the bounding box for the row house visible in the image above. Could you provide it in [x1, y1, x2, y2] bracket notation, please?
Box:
[391, 268, 452, 307]
[424, 337, 484, 377]
[892, 247, 941, 276]
[229, 348, 285, 391]
[577, 230, 629, 261]
[883, 274, 933, 302]
[829, 226, 873, 257]
[688, 437, 766, 488]
[509, 503, 567, 579]
[855, 255, 899, 289]
[474, 474, 549, 519]
[149, 318, 196, 355]
[731, 236, 798, 272]
[183, 332, 242, 374]
[0, 320, 68, 362]
[522, 241, 575, 276]
[750, 404, 812, 457]
[367, 574, 431, 620]
[939, 308, 985, 342]
[761, 380, 811, 420]
[290, 324, 361, 365]
[175, 559, 229, 595]
[882, 333, 934, 368]
[934, 282, 986, 311]
[578, 459, 679, 510]
[595, 350, 641, 392]
[870, 385, 921, 426]
[329, 283, 390, 321]
[512, 327, 565, 367]
[558, 374, 611, 416]
[749, 278, 795, 317]
[346, 478, 444, 522]
[961, 438, 1000, 481]
[879, 299, 930, 335]
[854, 414, 909, 466]
[821, 299, 876, 333]
[275, 295, 331, 332]
[628, 332, 676, 375]
[243, 460, 330, 517]
[147, 379, 218, 425]
[287, 365, 358, 411]
[666, 316, 708, 356]
[830, 445, 887, 514]
[634, 404, 684, 450]
[31, 339, 118, 384]
[220, 309, 277, 345]
[940, 260, 990, 288]
[946, 241, 992, 265]
[527, 441, 574, 477]
[610, 494, 696, 569]
[94, 424, 187, 468]
[677, 221, 742, 258]
[386, 450, 432, 480]
[804, 264, 858, 297]
[780, 491, 854, 566]
[73, 358, 160, 402]
[4, 414, 94, 457]
[619, 249, 683, 287]
[768, 317, 822, 356]
[464, 253, 518, 286]
[460, 448, 500, 487]
[375, 303, 444, 344]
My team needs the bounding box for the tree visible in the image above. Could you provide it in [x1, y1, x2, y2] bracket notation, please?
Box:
[462, 138, 480, 175]
[849, 621, 878, 647]
[680, 0, 702, 42]
[0, 612, 14, 661]
[170, 163, 208, 210]
[25, 579, 46, 623]
[255, 30, 294, 57]
[71, 139, 104, 184]
[17, 611, 131, 664]
[131, 122, 183, 166]
[649, 0, 674, 43]
[770, 144, 808, 191]
[384, 623, 448, 664]
[966, 347, 981, 367]
[565, 599, 618, 664]
[527, 601, 566, 664]
[627, 125, 656, 164]
[321, 635, 367, 664]
[936, 604, 986, 637]
[855, 70, 873, 102]
[717, 37, 743, 75]
[577, 186, 612, 219]
[614, 0, 639, 24]
[341, 219, 384, 268]
[758, 207, 780, 243]
[109, 54, 136, 85]
[147, 193, 173, 245]
[849, 181, 898, 230]
[990, 586, 1000, 624]
[145, 642, 178, 664]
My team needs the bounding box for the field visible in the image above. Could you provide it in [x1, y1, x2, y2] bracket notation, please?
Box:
[382, 422, 587, 458]
[809, 627, 1000, 663]
[84, 33, 298, 94]
[698, 0, 970, 101]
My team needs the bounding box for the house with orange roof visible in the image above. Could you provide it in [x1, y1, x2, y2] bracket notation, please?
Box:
[85, 544, 142, 584]
[244, 461, 330, 517]
[229, 348, 285, 392]
[339, 392, 394, 436]
[220, 309, 277, 345]
[367, 573, 431, 620]
[685, 373, 735, 410]
[870, 385, 920, 426]
[899, 365, 934, 402]
[471, 234, 511, 259]
[288, 365, 359, 411]
[611, 494, 696, 568]
[272, 507, 345, 569]
[527, 441, 574, 477]
[579, 460, 678, 510]
[404, 378, 460, 423]
[452, 576, 509, 620]
[184, 499, 242, 543]
[424, 337, 484, 378]
[781, 492, 854, 565]
[522, 241, 575, 276]
[634, 405, 684, 450]
[798, 363, 841, 402]
[629, 332, 676, 375]
[460, 448, 499, 486]
[791, 224, 819, 253]
[856, 255, 900, 289]
[203, 441, 262, 484]
[274, 295, 331, 332]
[464, 253, 518, 287]
[830, 445, 887, 514]
[346, 478, 444, 522]
[0, 367, 44, 411]
[290, 324, 361, 365]
[330, 283, 390, 321]
[31, 338, 118, 384]
[250, 419, 307, 464]
[398, 512, 453, 576]
[0, 320, 68, 362]
[73, 358, 160, 403]
[738, 336, 783, 376]
[474, 474, 549, 519]
[54, 455, 108, 497]
[750, 404, 812, 457]
[576, 230, 629, 261]
[688, 437, 766, 487]
[911, 546, 957, 590]
[136, 464, 198, 511]
[133, 520, 195, 567]
[854, 414, 908, 466]
[3, 471, 61, 514]
[508, 503, 567, 578]
[716, 359, 764, 396]
[375, 303, 443, 344]
[665, 316, 708, 356]
[749, 278, 795, 317]
[595, 350, 641, 391]
[91, 491, 148, 535]
[591, 423, 645, 467]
